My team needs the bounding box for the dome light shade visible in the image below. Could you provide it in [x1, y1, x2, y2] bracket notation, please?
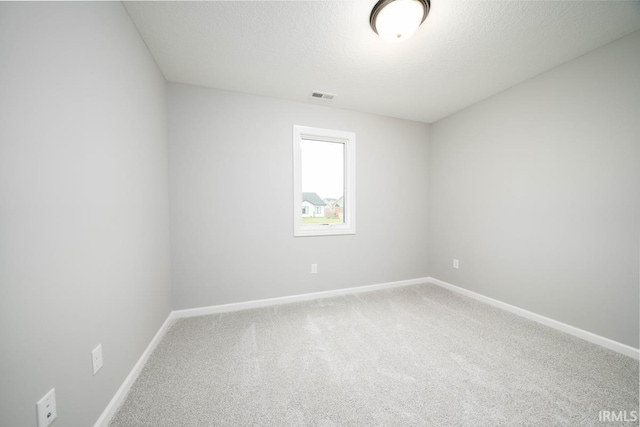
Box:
[370, 0, 430, 42]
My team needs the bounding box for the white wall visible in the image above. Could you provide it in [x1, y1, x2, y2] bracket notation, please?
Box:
[168, 83, 430, 309]
[0, 3, 172, 426]
[428, 31, 640, 348]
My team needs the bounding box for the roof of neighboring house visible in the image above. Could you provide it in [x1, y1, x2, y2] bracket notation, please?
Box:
[334, 196, 344, 208]
[302, 192, 326, 206]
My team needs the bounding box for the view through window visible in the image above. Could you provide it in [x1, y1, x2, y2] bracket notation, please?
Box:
[300, 139, 344, 225]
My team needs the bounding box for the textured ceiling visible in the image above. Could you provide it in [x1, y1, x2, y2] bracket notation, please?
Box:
[124, 1, 640, 123]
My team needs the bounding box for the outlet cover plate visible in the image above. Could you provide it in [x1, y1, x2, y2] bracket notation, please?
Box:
[36, 388, 57, 427]
[92, 344, 103, 375]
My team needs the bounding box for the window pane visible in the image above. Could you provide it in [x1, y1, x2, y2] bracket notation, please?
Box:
[300, 139, 344, 225]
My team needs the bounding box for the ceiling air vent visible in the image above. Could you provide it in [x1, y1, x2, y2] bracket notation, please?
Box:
[310, 91, 336, 101]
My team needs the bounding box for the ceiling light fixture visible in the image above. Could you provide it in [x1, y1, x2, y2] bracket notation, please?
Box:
[370, 0, 430, 42]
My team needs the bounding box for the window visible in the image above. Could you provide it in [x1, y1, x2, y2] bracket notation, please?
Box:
[293, 125, 356, 237]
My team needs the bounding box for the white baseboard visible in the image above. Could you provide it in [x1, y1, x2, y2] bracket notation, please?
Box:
[93, 313, 177, 427]
[427, 277, 640, 360]
[173, 277, 430, 318]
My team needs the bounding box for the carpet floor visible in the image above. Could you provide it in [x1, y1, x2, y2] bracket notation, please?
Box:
[110, 284, 639, 426]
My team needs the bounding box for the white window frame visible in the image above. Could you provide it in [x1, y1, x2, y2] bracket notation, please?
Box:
[293, 125, 356, 237]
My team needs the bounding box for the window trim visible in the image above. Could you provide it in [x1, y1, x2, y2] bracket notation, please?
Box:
[293, 125, 356, 237]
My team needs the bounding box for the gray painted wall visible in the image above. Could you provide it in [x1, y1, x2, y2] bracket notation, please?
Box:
[0, 3, 172, 426]
[168, 83, 430, 309]
[428, 31, 640, 348]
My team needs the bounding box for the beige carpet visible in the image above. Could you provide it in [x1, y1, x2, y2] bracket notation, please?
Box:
[111, 284, 639, 426]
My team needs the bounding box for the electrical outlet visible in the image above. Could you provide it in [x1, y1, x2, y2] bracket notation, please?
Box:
[92, 344, 103, 375]
[453, 259, 460, 269]
[36, 388, 57, 427]
[311, 263, 318, 274]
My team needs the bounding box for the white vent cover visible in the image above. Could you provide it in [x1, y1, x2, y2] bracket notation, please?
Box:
[310, 91, 336, 100]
